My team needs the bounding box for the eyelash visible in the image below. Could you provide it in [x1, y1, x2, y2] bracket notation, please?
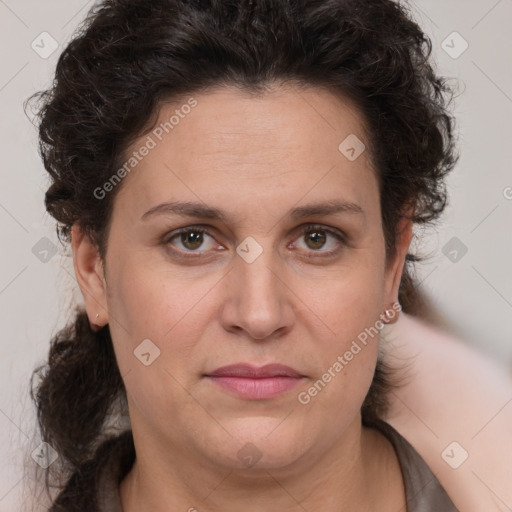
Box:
[163, 224, 347, 260]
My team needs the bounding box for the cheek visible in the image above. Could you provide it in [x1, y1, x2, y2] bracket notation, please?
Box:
[300, 252, 386, 345]
[294, 250, 386, 407]
[107, 250, 203, 336]
[105, 256, 218, 378]
[105, 264, 207, 429]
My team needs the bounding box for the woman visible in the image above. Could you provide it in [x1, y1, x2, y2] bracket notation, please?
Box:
[26, 0, 483, 510]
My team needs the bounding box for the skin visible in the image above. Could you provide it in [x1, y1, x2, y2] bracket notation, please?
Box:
[383, 312, 512, 512]
[72, 83, 413, 511]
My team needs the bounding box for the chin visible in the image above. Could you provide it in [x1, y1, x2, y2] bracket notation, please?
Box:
[210, 417, 308, 471]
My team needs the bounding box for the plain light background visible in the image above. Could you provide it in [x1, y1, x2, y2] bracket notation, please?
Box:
[1, 1, 511, 510]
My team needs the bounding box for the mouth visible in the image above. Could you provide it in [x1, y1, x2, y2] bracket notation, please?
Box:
[204, 363, 305, 400]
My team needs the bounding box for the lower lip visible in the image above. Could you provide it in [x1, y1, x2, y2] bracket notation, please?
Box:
[206, 376, 303, 400]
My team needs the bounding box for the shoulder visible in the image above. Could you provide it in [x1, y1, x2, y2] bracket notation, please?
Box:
[381, 313, 512, 512]
[372, 419, 459, 512]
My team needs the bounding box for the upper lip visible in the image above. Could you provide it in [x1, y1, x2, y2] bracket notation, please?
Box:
[205, 363, 303, 378]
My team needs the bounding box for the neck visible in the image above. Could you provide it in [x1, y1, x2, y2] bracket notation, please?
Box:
[120, 417, 405, 512]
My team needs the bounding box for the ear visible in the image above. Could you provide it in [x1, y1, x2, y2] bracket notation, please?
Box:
[71, 223, 109, 331]
[382, 216, 413, 324]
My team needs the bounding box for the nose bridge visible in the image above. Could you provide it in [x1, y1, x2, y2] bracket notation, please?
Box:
[239, 251, 279, 304]
[236, 239, 282, 310]
[222, 236, 293, 339]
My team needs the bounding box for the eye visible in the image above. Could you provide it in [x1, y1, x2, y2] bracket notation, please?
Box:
[163, 223, 346, 259]
[164, 226, 220, 256]
[292, 224, 346, 257]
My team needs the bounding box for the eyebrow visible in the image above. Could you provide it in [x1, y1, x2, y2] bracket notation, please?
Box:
[140, 199, 364, 222]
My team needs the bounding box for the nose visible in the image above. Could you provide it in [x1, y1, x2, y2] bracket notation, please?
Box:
[220, 248, 295, 341]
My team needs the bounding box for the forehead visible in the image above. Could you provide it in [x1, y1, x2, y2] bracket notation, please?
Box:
[148, 83, 369, 165]
[113, 83, 378, 224]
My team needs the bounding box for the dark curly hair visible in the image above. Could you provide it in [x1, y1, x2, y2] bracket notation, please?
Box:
[25, 0, 458, 508]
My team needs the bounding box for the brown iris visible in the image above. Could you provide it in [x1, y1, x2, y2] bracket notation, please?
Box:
[181, 230, 204, 250]
[304, 229, 327, 250]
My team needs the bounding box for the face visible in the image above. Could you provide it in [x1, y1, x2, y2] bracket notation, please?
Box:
[74, 83, 411, 473]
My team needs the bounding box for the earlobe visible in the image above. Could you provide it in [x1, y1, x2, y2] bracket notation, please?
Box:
[71, 224, 108, 331]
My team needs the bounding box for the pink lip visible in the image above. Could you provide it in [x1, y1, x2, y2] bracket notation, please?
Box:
[205, 364, 304, 400]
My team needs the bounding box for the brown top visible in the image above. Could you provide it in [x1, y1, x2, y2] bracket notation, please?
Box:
[56, 421, 459, 511]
